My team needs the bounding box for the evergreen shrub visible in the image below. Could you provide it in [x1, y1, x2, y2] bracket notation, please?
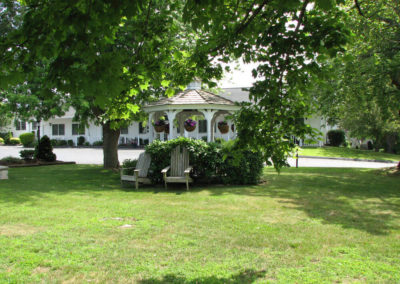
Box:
[34, 135, 56, 161]
[78, 136, 85, 146]
[20, 150, 35, 160]
[19, 132, 35, 147]
[93, 140, 103, 146]
[327, 130, 346, 147]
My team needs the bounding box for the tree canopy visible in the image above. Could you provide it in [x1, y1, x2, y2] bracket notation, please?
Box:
[313, 0, 400, 152]
[1, 0, 351, 169]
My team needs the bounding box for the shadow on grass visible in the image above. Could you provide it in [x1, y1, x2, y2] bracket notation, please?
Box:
[201, 167, 400, 235]
[138, 269, 266, 284]
[1, 165, 399, 235]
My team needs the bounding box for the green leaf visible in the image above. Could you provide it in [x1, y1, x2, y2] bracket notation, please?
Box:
[126, 103, 139, 113]
[166, 88, 175, 97]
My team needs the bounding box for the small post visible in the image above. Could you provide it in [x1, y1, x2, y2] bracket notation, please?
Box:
[296, 149, 299, 168]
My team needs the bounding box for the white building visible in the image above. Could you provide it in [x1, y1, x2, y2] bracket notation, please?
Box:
[3, 87, 334, 147]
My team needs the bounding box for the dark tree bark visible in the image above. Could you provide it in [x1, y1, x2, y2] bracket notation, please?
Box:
[384, 133, 398, 154]
[102, 121, 120, 169]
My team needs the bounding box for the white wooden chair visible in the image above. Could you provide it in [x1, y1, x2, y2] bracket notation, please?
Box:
[161, 145, 193, 190]
[120, 152, 151, 189]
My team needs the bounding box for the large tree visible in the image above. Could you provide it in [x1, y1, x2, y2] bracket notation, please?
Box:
[313, 0, 400, 152]
[1, 0, 350, 170]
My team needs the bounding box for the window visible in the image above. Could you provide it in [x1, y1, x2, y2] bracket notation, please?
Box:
[52, 124, 65, 136]
[198, 120, 207, 133]
[15, 120, 26, 131]
[32, 122, 38, 131]
[139, 122, 148, 134]
[121, 127, 128, 135]
[72, 123, 85, 135]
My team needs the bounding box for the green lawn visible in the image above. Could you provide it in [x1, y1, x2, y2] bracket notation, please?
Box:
[1, 165, 400, 283]
[299, 146, 400, 162]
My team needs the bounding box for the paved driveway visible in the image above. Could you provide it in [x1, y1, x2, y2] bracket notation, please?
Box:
[0, 145, 397, 168]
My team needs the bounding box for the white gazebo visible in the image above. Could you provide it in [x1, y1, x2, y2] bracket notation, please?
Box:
[143, 84, 240, 142]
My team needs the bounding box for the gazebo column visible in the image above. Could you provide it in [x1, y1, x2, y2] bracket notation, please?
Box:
[203, 110, 216, 142]
[166, 110, 178, 140]
[148, 112, 154, 143]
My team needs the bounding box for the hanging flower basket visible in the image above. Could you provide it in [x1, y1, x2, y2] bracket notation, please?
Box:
[218, 121, 229, 134]
[153, 119, 165, 133]
[164, 124, 170, 134]
[184, 119, 197, 132]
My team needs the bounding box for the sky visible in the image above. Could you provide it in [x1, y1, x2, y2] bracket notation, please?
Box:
[217, 60, 259, 88]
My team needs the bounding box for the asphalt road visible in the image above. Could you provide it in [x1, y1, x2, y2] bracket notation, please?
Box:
[0, 145, 397, 168]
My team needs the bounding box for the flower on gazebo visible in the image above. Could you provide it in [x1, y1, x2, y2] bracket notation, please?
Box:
[153, 119, 166, 126]
[218, 120, 229, 134]
[184, 118, 197, 132]
[153, 119, 166, 132]
[184, 119, 197, 127]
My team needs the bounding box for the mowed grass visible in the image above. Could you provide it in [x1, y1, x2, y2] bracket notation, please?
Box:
[0, 165, 399, 283]
[299, 146, 400, 162]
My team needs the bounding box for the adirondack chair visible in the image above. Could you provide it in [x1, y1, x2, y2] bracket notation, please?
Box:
[120, 152, 151, 189]
[161, 145, 193, 190]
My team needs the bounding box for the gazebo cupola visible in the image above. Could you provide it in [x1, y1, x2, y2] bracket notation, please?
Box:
[143, 84, 240, 142]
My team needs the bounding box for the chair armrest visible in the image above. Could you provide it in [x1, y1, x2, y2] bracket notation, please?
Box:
[184, 166, 193, 174]
[161, 166, 170, 174]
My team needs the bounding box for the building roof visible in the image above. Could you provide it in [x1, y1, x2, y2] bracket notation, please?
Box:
[145, 89, 237, 107]
[218, 88, 252, 103]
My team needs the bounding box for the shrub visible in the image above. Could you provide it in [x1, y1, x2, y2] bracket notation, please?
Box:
[367, 141, 373, 150]
[84, 142, 90, 146]
[0, 137, 3, 144]
[9, 137, 21, 145]
[327, 130, 346, 147]
[0, 156, 23, 164]
[34, 135, 56, 162]
[0, 132, 13, 144]
[58, 140, 68, 146]
[145, 137, 223, 184]
[67, 140, 74, 147]
[218, 140, 264, 185]
[92, 140, 103, 146]
[19, 132, 35, 147]
[78, 136, 85, 146]
[122, 159, 138, 175]
[20, 150, 35, 160]
[145, 137, 264, 185]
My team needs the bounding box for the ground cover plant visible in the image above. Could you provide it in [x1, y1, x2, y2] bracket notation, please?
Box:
[0, 165, 399, 282]
[299, 146, 400, 162]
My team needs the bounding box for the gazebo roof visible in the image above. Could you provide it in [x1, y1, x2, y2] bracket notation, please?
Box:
[145, 89, 237, 107]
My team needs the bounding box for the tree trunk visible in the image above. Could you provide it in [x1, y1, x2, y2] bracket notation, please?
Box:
[102, 121, 120, 169]
[384, 133, 397, 154]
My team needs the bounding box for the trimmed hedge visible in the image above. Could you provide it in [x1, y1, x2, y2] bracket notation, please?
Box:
[327, 129, 346, 147]
[9, 137, 21, 145]
[145, 137, 264, 185]
[19, 132, 35, 147]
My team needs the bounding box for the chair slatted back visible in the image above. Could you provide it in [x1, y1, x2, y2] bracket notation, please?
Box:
[136, 152, 151, 178]
[170, 146, 189, 177]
